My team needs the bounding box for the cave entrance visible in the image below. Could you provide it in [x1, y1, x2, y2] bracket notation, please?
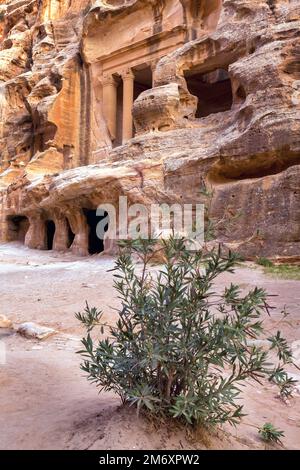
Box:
[46, 220, 56, 250]
[185, 68, 233, 118]
[7, 215, 29, 243]
[66, 219, 75, 249]
[83, 209, 109, 255]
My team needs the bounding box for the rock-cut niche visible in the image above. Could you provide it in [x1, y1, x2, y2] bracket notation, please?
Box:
[6, 215, 29, 243]
[185, 68, 233, 118]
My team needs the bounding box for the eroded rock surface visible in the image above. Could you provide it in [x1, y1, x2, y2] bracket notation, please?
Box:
[0, 0, 299, 259]
[0, 314, 12, 328]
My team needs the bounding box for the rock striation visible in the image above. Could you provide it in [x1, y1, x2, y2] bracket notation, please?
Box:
[0, 0, 299, 259]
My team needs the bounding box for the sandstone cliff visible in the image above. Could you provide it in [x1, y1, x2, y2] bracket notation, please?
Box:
[0, 0, 299, 259]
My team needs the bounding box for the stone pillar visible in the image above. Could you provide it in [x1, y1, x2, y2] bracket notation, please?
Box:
[122, 69, 135, 143]
[25, 215, 47, 250]
[150, 61, 157, 86]
[0, 217, 8, 242]
[67, 211, 89, 257]
[102, 74, 118, 142]
[52, 216, 69, 251]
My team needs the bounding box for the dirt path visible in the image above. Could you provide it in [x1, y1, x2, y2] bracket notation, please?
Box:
[0, 243, 299, 450]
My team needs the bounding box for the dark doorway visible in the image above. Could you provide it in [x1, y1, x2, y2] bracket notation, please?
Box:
[115, 78, 124, 148]
[7, 215, 29, 243]
[66, 219, 75, 249]
[83, 209, 109, 255]
[46, 220, 56, 250]
[185, 68, 233, 118]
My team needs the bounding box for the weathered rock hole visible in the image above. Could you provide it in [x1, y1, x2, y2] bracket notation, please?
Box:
[3, 39, 13, 50]
[283, 44, 300, 79]
[267, 0, 276, 14]
[158, 124, 170, 131]
[235, 7, 254, 20]
[6, 215, 29, 243]
[208, 152, 300, 183]
[184, 68, 233, 118]
[37, 25, 47, 41]
[236, 85, 247, 101]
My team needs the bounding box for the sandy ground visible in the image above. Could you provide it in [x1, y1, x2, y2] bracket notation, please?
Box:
[0, 242, 299, 450]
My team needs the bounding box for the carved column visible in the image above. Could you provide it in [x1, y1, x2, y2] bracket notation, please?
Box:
[52, 215, 69, 252]
[122, 69, 135, 143]
[150, 60, 158, 87]
[67, 210, 89, 257]
[102, 74, 118, 142]
[0, 216, 8, 242]
[25, 214, 47, 250]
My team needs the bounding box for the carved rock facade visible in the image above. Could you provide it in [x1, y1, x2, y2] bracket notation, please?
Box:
[0, 0, 299, 259]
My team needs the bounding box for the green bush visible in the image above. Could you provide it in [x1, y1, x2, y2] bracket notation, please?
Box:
[264, 264, 300, 281]
[77, 237, 296, 427]
[257, 257, 274, 268]
[259, 423, 284, 445]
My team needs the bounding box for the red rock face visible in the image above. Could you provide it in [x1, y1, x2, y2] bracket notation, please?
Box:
[0, 0, 299, 260]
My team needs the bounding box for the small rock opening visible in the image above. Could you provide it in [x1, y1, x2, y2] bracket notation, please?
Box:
[83, 209, 109, 255]
[46, 220, 56, 250]
[7, 215, 29, 243]
[185, 68, 233, 118]
[208, 151, 300, 183]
